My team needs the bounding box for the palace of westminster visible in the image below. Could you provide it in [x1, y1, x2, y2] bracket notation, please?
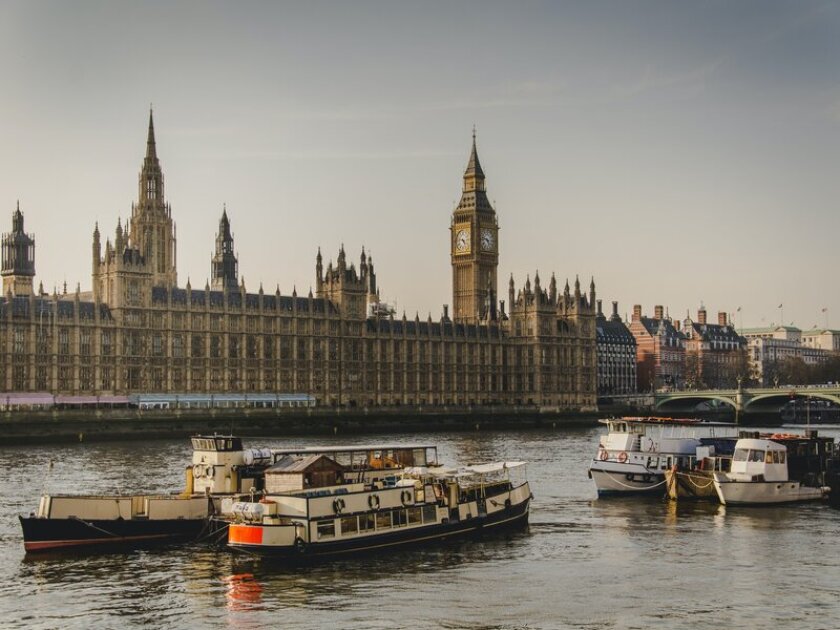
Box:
[0, 113, 597, 409]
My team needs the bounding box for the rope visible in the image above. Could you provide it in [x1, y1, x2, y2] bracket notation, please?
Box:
[680, 472, 716, 490]
[599, 469, 667, 491]
[69, 516, 119, 538]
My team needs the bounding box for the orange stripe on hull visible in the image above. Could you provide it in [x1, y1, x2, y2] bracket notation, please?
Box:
[229, 524, 264, 545]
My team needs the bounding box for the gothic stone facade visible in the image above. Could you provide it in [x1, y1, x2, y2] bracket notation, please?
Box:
[0, 114, 597, 410]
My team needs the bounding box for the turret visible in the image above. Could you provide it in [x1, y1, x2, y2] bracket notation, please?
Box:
[1, 202, 36, 296]
[211, 207, 238, 291]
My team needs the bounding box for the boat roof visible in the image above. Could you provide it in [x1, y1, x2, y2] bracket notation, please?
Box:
[406, 461, 526, 478]
[271, 444, 437, 454]
[266, 454, 339, 473]
[599, 416, 734, 427]
[735, 438, 787, 450]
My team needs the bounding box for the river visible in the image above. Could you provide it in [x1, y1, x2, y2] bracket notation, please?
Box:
[1, 424, 839, 629]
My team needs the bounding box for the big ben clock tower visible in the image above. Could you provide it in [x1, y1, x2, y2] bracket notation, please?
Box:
[451, 130, 499, 324]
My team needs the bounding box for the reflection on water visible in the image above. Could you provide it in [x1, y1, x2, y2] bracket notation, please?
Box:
[1, 426, 840, 629]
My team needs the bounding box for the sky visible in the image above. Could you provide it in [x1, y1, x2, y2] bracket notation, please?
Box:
[0, 1, 838, 330]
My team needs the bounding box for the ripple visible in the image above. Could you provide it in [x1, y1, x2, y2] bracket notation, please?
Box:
[2, 426, 840, 628]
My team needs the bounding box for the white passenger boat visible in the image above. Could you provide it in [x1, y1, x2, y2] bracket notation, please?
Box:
[713, 433, 835, 505]
[588, 417, 738, 497]
[221, 452, 531, 559]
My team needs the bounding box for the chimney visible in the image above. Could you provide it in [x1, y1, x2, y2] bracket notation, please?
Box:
[654, 305, 664, 320]
[632, 304, 642, 321]
[611, 301, 619, 321]
[674, 320, 681, 332]
[718, 311, 727, 327]
[596, 299, 603, 317]
[443, 304, 449, 320]
[698, 308, 707, 325]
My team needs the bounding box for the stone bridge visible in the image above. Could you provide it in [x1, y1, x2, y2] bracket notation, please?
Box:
[654, 386, 840, 414]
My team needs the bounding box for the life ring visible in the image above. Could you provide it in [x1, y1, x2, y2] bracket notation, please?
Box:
[401, 490, 412, 505]
[192, 464, 204, 478]
[598, 449, 609, 461]
[206, 465, 215, 478]
[617, 452, 628, 464]
[294, 536, 306, 552]
[333, 498, 346, 514]
[368, 494, 380, 510]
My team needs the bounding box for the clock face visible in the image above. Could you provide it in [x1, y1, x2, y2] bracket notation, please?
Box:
[480, 228, 495, 251]
[455, 228, 470, 253]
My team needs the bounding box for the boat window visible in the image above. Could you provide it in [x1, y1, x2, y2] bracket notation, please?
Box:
[340, 516, 358, 535]
[422, 504, 437, 523]
[765, 451, 774, 464]
[779, 452, 786, 464]
[316, 520, 335, 539]
[408, 507, 422, 525]
[375, 511, 392, 530]
[359, 514, 375, 532]
[771, 451, 780, 464]
[393, 510, 408, 527]
[748, 450, 765, 463]
[733, 449, 748, 462]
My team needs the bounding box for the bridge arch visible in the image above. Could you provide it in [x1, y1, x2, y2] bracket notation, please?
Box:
[744, 392, 840, 411]
[655, 395, 737, 412]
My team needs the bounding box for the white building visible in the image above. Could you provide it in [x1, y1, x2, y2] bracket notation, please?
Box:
[741, 326, 831, 385]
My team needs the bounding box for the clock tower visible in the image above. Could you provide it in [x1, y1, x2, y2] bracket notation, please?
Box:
[451, 130, 499, 324]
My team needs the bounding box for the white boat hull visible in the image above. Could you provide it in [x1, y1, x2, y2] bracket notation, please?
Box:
[714, 479, 827, 505]
[589, 462, 665, 496]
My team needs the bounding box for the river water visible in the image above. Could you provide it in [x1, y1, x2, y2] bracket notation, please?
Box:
[1, 424, 839, 629]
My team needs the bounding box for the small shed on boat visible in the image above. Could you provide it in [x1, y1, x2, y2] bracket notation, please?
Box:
[265, 455, 345, 493]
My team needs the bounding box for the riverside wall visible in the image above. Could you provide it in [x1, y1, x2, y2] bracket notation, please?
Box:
[0, 406, 603, 445]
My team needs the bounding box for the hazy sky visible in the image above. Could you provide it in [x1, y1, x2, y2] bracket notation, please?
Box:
[1, 1, 838, 330]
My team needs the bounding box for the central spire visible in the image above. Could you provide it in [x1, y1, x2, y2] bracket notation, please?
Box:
[146, 107, 157, 161]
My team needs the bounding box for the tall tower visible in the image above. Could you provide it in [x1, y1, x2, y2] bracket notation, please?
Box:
[129, 109, 177, 288]
[451, 130, 499, 324]
[1, 202, 35, 296]
[211, 207, 238, 290]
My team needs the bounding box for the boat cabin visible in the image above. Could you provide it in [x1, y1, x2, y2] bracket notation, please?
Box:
[265, 455, 346, 493]
[729, 438, 788, 482]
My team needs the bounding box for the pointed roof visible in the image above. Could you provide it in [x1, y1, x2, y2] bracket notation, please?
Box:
[464, 127, 485, 180]
[146, 108, 157, 161]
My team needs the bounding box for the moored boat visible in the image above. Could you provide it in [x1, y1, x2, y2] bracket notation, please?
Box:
[665, 441, 736, 501]
[588, 417, 738, 497]
[221, 456, 531, 559]
[19, 434, 271, 553]
[20, 437, 444, 553]
[713, 432, 835, 506]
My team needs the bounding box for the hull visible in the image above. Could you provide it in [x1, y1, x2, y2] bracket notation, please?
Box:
[589, 463, 665, 496]
[665, 470, 719, 501]
[19, 515, 208, 553]
[227, 498, 530, 559]
[713, 480, 827, 506]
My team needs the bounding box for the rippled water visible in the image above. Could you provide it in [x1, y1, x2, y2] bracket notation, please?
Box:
[2, 424, 840, 629]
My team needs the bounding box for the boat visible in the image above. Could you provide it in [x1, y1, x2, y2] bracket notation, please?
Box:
[220, 452, 531, 559]
[713, 432, 835, 506]
[664, 440, 737, 501]
[19, 437, 442, 553]
[19, 434, 272, 553]
[588, 417, 738, 497]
